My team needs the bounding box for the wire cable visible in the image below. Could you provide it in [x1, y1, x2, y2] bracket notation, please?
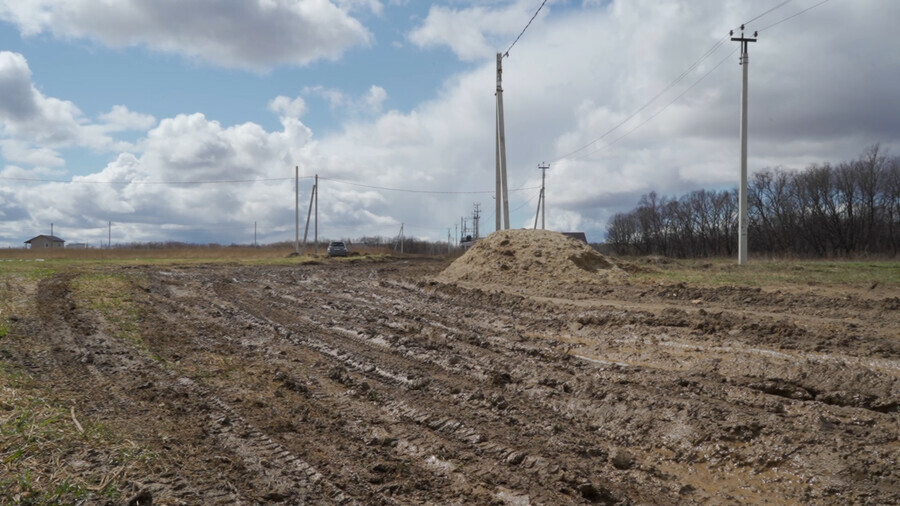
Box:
[0, 175, 299, 185]
[504, 0, 549, 57]
[741, 0, 795, 27]
[757, 0, 834, 32]
[0, 173, 538, 195]
[551, 35, 730, 163]
[549, 0, 828, 165]
[570, 47, 738, 161]
[319, 177, 539, 195]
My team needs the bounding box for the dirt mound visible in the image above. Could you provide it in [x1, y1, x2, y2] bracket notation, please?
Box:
[436, 229, 624, 289]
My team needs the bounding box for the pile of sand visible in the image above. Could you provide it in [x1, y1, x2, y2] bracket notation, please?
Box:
[435, 229, 624, 290]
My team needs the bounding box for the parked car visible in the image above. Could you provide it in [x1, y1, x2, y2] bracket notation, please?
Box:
[327, 241, 348, 257]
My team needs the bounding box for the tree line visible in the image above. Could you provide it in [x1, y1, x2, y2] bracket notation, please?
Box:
[606, 145, 900, 257]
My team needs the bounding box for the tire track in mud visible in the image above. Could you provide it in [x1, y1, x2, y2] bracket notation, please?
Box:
[21, 273, 355, 505]
[198, 264, 898, 504]
[13, 263, 897, 504]
[192, 275, 640, 503]
[178, 269, 829, 502]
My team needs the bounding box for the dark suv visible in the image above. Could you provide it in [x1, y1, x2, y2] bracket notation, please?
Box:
[327, 241, 348, 257]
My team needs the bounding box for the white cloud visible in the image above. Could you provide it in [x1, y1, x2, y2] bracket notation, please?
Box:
[0, 0, 373, 71]
[302, 84, 388, 115]
[97, 105, 157, 132]
[4, 0, 900, 247]
[0, 140, 64, 168]
[408, 1, 550, 61]
[269, 95, 308, 118]
[365, 85, 388, 113]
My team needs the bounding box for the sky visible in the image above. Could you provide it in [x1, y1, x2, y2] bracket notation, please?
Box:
[1, 0, 898, 247]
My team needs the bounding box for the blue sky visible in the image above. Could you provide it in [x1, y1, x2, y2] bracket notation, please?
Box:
[1, 0, 899, 247]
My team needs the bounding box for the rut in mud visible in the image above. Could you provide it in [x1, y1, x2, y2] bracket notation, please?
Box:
[3, 259, 898, 504]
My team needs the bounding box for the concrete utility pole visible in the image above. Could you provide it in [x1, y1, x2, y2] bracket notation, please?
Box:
[534, 162, 549, 230]
[108, 221, 111, 249]
[473, 203, 481, 239]
[295, 166, 299, 255]
[302, 178, 315, 254]
[314, 174, 319, 256]
[495, 53, 510, 231]
[731, 25, 757, 265]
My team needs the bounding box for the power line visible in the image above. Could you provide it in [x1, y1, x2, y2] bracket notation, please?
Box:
[504, 0, 549, 57]
[0, 175, 299, 185]
[570, 47, 738, 162]
[0, 173, 538, 195]
[741, 0, 795, 27]
[757, 0, 834, 32]
[551, 35, 730, 163]
[319, 177, 539, 195]
[550, 0, 826, 165]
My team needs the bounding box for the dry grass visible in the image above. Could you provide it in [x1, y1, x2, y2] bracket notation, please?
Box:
[0, 244, 399, 265]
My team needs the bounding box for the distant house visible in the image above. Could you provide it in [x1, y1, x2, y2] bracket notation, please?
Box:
[561, 232, 588, 243]
[25, 235, 65, 249]
[67, 243, 88, 249]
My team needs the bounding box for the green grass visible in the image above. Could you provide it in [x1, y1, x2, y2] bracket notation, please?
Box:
[0, 363, 154, 504]
[627, 257, 900, 291]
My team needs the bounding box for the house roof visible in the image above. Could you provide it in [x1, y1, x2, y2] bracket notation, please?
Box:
[561, 232, 588, 243]
[25, 235, 65, 244]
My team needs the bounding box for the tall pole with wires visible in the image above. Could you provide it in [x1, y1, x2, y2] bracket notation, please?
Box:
[731, 26, 756, 265]
[538, 162, 549, 229]
[495, 52, 509, 231]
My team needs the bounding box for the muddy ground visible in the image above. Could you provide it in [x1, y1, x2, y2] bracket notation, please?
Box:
[2, 258, 898, 504]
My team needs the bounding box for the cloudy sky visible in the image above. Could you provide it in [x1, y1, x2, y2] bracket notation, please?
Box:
[1, 0, 898, 247]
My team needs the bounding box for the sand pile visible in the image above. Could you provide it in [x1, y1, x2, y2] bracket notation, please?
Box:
[436, 229, 624, 290]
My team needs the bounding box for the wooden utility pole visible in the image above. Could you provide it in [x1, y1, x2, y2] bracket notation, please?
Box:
[294, 166, 299, 255]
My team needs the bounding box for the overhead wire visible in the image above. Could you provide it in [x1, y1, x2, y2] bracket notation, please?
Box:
[550, 34, 731, 163]
[0, 175, 299, 185]
[570, 47, 739, 161]
[320, 177, 539, 195]
[550, 0, 831, 165]
[757, 0, 834, 32]
[504, 0, 549, 57]
[741, 0, 795, 27]
[0, 173, 538, 195]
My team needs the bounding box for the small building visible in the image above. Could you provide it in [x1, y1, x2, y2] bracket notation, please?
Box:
[561, 232, 588, 243]
[67, 243, 88, 249]
[25, 235, 65, 249]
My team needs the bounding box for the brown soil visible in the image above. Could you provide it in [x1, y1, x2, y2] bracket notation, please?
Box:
[1, 251, 897, 504]
[437, 230, 626, 293]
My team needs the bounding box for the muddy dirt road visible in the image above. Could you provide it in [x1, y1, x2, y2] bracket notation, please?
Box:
[4, 259, 898, 504]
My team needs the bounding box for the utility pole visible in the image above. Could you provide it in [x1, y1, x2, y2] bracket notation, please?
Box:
[534, 162, 549, 230]
[294, 166, 299, 255]
[108, 221, 111, 249]
[495, 53, 510, 231]
[731, 25, 757, 265]
[473, 203, 481, 239]
[302, 179, 315, 254]
[254, 221, 257, 247]
[314, 174, 319, 256]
